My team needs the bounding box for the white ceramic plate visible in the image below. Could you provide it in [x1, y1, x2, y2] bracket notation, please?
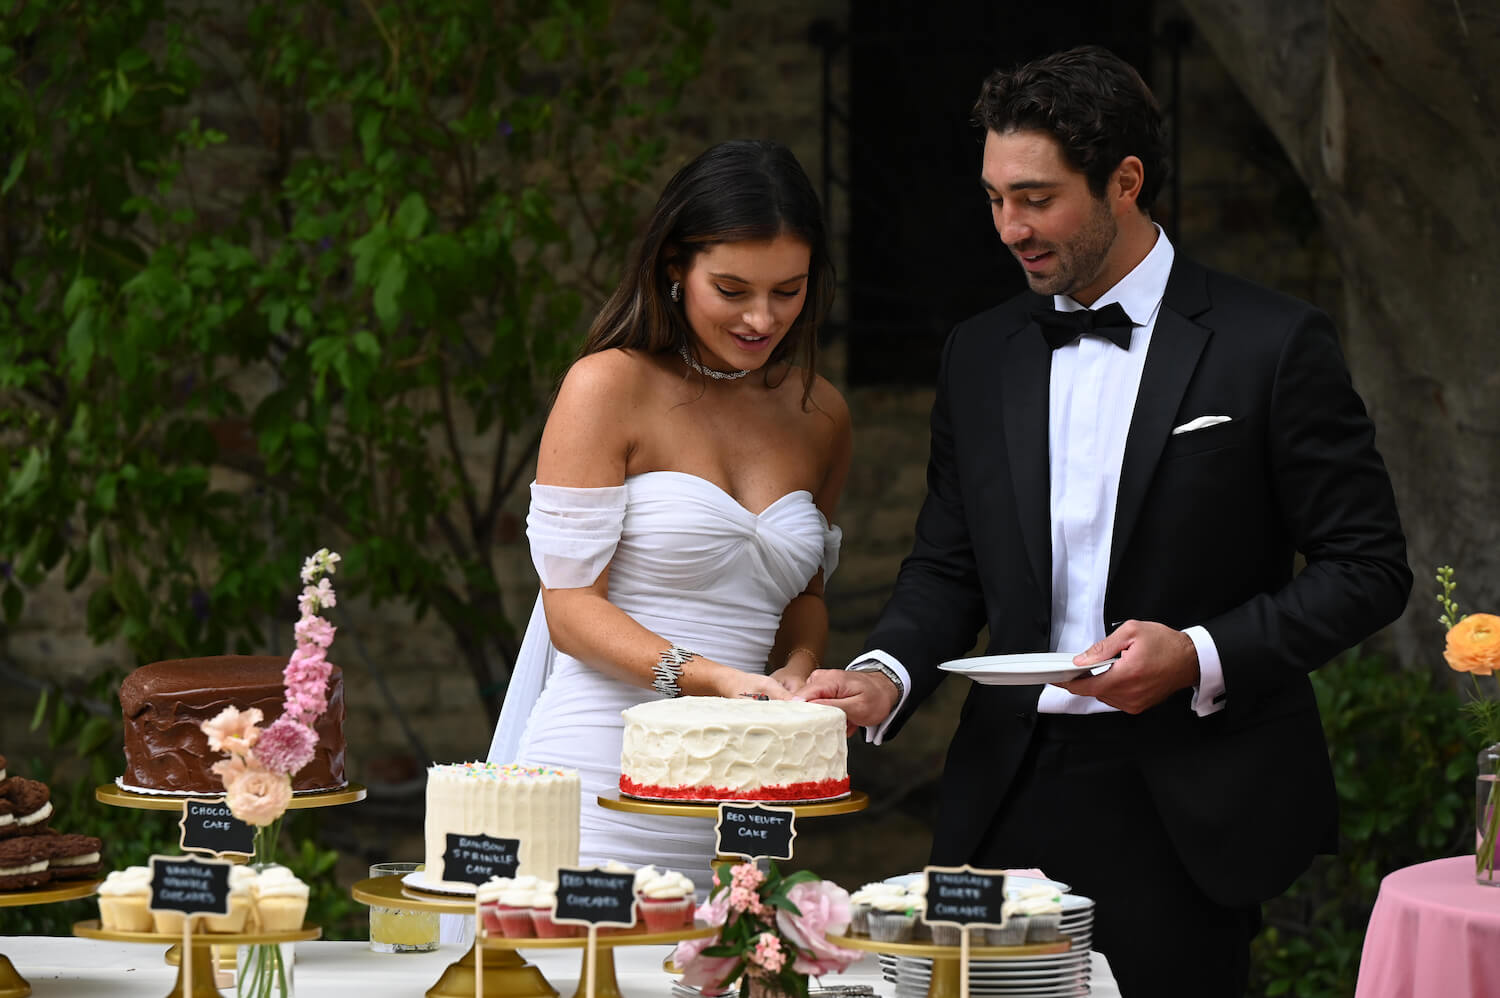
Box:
[938, 653, 1116, 686]
[400, 870, 476, 897]
[882, 872, 1074, 897]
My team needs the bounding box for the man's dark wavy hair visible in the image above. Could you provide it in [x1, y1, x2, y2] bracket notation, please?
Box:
[971, 45, 1170, 213]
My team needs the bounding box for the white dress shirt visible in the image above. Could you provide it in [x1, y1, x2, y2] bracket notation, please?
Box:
[856, 228, 1226, 742]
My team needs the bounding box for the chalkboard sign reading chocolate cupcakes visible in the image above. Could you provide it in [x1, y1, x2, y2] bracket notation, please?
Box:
[552, 868, 638, 928]
[147, 854, 232, 918]
[715, 803, 796, 860]
[442, 833, 519, 886]
[179, 798, 257, 857]
[923, 865, 1008, 928]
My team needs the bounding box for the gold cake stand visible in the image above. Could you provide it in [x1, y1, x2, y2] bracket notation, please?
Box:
[95, 781, 364, 967]
[352, 874, 712, 998]
[95, 783, 368, 810]
[74, 919, 320, 998]
[0, 880, 101, 998]
[827, 932, 1075, 998]
[597, 790, 868, 820]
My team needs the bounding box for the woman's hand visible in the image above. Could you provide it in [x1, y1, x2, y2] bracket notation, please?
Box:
[766, 665, 808, 694]
[715, 669, 794, 701]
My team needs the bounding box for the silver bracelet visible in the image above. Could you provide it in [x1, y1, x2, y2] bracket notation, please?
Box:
[848, 659, 905, 702]
[653, 644, 697, 697]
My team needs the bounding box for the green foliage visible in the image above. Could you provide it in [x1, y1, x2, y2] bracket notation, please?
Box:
[0, 678, 360, 938]
[0, 0, 716, 709]
[1250, 651, 1472, 998]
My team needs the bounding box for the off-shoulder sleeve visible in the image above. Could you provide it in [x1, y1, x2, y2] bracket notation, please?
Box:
[526, 481, 628, 589]
[822, 522, 843, 581]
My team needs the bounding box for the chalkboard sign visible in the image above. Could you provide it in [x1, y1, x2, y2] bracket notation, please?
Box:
[552, 868, 638, 928]
[442, 833, 519, 886]
[147, 854, 232, 918]
[922, 865, 1008, 929]
[179, 799, 257, 857]
[715, 803, 796, 860]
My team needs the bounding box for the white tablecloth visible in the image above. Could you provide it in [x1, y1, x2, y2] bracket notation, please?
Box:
[2, 935, 1120, 996]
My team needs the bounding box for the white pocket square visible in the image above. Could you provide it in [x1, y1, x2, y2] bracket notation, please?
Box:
[1171, 415, 1233, 436]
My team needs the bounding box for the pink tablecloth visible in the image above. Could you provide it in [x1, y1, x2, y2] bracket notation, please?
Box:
[1355, 855, 1500, 998]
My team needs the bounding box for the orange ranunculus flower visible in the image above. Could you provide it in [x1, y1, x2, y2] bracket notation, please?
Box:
[1445, 613, 1500, 676]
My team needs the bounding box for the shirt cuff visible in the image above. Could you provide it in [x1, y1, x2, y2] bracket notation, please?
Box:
[1185, 625, 1226, 717]
[846, 649, 912, 745]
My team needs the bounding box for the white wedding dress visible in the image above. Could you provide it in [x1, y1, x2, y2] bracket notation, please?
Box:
[487, 471, 841, 890]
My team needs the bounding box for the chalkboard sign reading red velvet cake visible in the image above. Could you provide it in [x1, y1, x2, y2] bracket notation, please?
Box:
[118, 656, 346, 794]
[619, 697, 849, 802]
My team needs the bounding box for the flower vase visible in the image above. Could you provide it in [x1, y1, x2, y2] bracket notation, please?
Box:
[238, 825, 294, 997]
[1478, 742, 1500, 887]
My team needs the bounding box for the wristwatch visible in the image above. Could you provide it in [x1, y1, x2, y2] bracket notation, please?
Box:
[847, 658, 905, 703]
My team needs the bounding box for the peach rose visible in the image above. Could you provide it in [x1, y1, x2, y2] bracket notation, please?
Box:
[225, 761, 294, 826]
[202, 706, 263, 755]
[1445, 613, 1500, 676]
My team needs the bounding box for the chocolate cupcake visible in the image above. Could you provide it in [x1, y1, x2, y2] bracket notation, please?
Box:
[0, 753, 7, 781]
[0, 778, 53, 835]
[0, 799, 14, 840]
[0, 835, 51, 891]
[42, 833, 103, 881]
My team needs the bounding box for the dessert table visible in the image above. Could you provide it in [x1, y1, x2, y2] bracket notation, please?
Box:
[1355, 855, 1500, 998]
[1, 935, 1121, 996]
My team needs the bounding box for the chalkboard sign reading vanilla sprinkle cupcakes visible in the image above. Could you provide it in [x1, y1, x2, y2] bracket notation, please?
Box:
[147, 854, 231, 919]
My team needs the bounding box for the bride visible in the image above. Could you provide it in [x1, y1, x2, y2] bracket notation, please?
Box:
[487, 140, 849, 888]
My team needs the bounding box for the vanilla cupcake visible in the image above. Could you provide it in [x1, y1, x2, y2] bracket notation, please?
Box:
[849, 883, 908, 936]
[990, 887, 1063, 946]
[252, 866, 310, 931]
[866, 891, 919, 943]
[204, 865, 258, 933]
[98, 867, 154, 932]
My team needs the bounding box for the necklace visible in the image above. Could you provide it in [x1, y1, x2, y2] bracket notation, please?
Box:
[678, 344, 750, 381]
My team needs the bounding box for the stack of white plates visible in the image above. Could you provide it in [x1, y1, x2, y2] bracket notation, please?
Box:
[875, 874, 1095, 998]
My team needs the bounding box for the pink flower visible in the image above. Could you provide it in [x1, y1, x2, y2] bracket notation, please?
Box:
[201, 706, 263, 755]
[729, 885, 765, 915]
[776, 880, 860, 976]
[672, 935, 741, 992]
[731, 862, 765, 892]
[255, 716, 318, 776]
[752, 932, 785, 973]
[211, 755, 248, 786]
[298, 578, 336, 616]
[294, 614, 336, 648]
[224, 760, 293, 826]
[695, 889, 731, 928]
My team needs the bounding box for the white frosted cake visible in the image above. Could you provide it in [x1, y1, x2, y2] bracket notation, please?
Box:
[423, 762, 580, 890]
[619, 696, 849, 802]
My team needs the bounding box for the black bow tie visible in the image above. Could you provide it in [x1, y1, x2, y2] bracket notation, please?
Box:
[1031, 302, 1135, 351]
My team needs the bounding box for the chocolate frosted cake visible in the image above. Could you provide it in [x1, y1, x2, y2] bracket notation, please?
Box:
[118, 656, 346, 794]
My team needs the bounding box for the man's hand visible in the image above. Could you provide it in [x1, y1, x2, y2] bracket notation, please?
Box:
[1058, 620, 1199, 714]
[796, 668, 900, 734]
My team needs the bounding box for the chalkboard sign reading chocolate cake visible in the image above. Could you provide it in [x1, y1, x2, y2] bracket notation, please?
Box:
[119, 656, 346, 794]
[620, 697, 849, 802]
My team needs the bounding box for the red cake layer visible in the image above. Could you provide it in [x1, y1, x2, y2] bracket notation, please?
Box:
[619, 775, 849, 802]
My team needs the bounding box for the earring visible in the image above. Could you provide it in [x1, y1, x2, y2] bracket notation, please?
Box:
[669, 281, 682, 302]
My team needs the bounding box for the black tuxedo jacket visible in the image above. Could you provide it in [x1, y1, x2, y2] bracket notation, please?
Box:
[866, 256, 1411, 908]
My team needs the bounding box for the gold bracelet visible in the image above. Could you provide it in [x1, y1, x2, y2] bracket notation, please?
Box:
[785, 646, 821, 671]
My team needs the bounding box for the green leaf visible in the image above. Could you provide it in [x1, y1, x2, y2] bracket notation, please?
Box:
[1, 149, 26, 196]
[372, 253, 408, 328]
[395, 193, 428, 239]
[6, 447, 43, 501]
[30, 688, 48, 732]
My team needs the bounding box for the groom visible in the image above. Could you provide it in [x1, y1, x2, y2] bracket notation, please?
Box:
[800, 45, 1411, 997]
